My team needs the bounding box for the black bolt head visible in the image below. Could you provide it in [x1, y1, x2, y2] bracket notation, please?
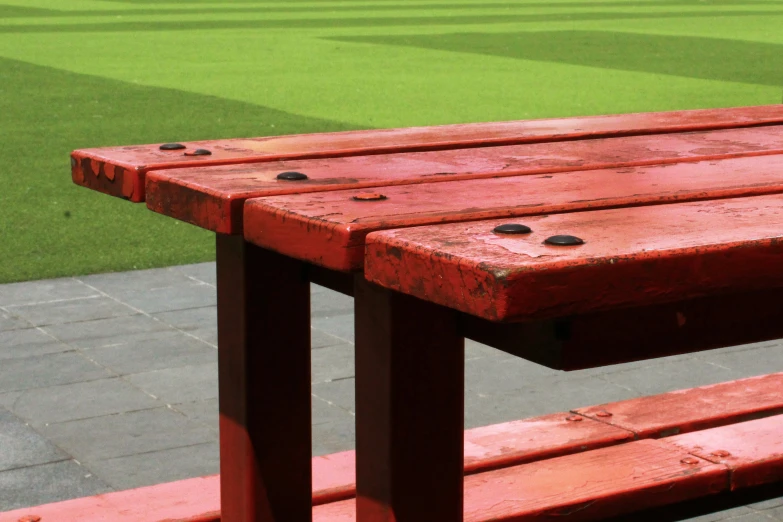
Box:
[494, 224, 532, 234]
[544, 235, 584, 246]
[160, 143, 186, 150]
[184, 148, 212, 156]
[277, 171, 309, 181]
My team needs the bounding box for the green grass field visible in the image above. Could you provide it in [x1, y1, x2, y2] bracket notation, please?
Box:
[1, 0, 781, 283]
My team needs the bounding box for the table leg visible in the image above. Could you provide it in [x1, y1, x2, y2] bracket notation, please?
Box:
[354, 277, 465, 522]
[216, 235, 312, 522]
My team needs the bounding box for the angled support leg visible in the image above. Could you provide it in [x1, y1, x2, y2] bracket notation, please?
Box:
[216, 235, 312, 522]
[354, 276, 465, 522]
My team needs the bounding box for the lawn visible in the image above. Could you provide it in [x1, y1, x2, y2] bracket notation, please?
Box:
[0, 0, 781, 283]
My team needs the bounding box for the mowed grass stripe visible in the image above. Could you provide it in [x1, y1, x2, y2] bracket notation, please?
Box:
[0, 56, 358, 283]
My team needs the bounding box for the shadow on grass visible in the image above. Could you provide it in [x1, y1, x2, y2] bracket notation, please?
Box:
[0, 56, 358, 283]
[328, 30, 783, 86]
[0, 9, 781, 32]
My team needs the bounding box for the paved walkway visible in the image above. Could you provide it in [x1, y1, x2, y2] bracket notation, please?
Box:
[1, 263, 782, 521]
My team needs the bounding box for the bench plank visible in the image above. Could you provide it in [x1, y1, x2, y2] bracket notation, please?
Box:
[313, 440, 728, 522]
[149, 124, 783, 234]
[71, 104, 783, 202]
[365, 194, 783, 321]
[666, 414, 783, 490]
[576, 372, 783, 439]
[245, 152, 783, 271]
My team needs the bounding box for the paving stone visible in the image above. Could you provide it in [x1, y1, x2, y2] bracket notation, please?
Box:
[172, 262, 216, 286]
[0, 407, 69, 472]
[311, 327, 346, 349]
[312, 377, 355, 414]
[311, 288, 354, 318]
[465, 339, 503, 360]
[312, 343, 354, 384]
[5, 296, 136, 327]
[0, 352, 112, 393]
[0, 278, 99, 307]
[79, 267, 196, 294]
[112, 283, 216, 314]
[84, 441, 219, 491]
[464, 374, 635, 428]
[126, 363, 217, 404]
[751, 496, 783, 511]
[153, 306, 216, 333]
[596, 358, 746, 397]
[311, 313, 354, 344]
[5, 378, 161, 425]
[764, 505, 783, 521]
[312, 396, 355, 456]
[82, 332, 216, 375]
[38, 407, 217, 462]
[696, 341, 783, 380]
[189, 327, 217, 347]
[465, 351, 561, 389]
[171, 398, 218, 431]
[675, 506, 761, 522]
[42, 314, 174, 349]
[0, 310, 32, 332]
[0, 328, 72, 361]
[0, 459, 112, 511]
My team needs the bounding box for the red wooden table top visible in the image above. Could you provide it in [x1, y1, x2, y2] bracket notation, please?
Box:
[71, 105, 783, 203]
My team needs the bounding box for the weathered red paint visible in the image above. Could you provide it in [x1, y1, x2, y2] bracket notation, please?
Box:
[244, 153, 783, 271]
[364, 194, 783, 321]
[71, 104, 783, 202]
[313, 440, 728, 522]
[666, 414, 783, 490]
[576, 372, 783, 438]
[148, 124, 783, 235]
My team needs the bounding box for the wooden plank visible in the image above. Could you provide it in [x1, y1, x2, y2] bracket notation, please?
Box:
[148, 124, 783, 234]
[71, 104, 783, 202]
[364, 194, 783, 321]
[245, 152, 783, 271]
[0, 475, 221, 522]
[216, 236, 311, 522]
[460, 287, 783, 369]
[576, 372, 783, 439]
[313, 440, 728, 522]
[666, 414, 783, 490]
[354, 277, 465, 522]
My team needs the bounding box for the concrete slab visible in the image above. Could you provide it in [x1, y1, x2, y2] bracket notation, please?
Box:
[3, 377, 161, 425]
[0, 407, 68, 472]
[37, 407, 217, 462]
[2, 262, 783, 521]
[0, 460, 111, 511]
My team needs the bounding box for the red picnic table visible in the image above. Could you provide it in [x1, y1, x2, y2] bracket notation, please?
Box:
[50, 105, 783, 521]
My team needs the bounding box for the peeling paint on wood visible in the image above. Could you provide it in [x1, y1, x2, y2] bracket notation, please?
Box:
[364, 194, 783, 321]
[244, 153, 783, 270]
[71, 104, 783, 202]
[153, 124, 783, 234]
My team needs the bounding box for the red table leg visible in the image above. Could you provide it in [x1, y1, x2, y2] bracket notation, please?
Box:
[354, 277, 465, 522]
[216, 235, 312, 522]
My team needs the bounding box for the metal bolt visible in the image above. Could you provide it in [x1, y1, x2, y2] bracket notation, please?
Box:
[710, 450, 731, 458]
[594, 410, 613, 418]
[680, 457, 700, 465]
[494, 224, 532, 234]
[277, 171, 308, 181]
[159, 143, 186, 151]
[352, 193, 387, 201]
[70, 157, 77, 168]
[545, 235, 584, 246]
[565, 415, 583, 422]
[184, 148, 212, 156]
[17, 516, 41, 522]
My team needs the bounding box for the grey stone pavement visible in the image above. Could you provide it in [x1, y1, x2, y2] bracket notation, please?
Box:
[1, 262, 783, 521]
